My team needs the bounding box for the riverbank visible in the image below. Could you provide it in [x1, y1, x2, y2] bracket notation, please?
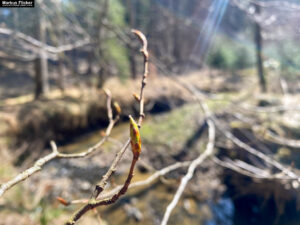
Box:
[1, 69, 300, 225]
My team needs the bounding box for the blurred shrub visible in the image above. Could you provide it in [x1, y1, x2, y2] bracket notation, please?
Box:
[106, 0, 130, 80]
[207, 46, 235, 70]
[207, 36, 254, 70]
[105, 38, 130, 80]
[278, 41, 300, 78]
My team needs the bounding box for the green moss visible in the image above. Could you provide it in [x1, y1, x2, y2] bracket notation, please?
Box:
[206, 92, 237, 111]
[141, 94, 236, 148]
[141, 104, 199, 148]
[230, 121, 252, 129]
[275, 147, 291, 163]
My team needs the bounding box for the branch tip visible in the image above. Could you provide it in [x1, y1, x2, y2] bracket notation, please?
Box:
[103, 88, 111, 97]
[50, 141, 58, 153]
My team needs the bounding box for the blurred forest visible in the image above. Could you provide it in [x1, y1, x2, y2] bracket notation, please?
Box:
[1, 0, 300, 225]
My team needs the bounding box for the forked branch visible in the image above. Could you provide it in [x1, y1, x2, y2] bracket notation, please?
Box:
[0, 90, 118, 198]
[65, 29, 149, 225]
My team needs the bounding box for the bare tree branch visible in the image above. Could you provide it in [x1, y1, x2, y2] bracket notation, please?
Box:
[62, 161, 191, 206]
[213, 156, 299, 181]
[64, 29, 149, 225]
[161, 119, 215, 225]
[0, 90, 118, 197]
[178, 81, 300, 180]
[0, 27, 90, 55]
[265, 130, 300, 148]
[160, 78, 216, 225]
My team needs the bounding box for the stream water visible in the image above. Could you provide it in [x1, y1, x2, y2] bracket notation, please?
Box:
[58, 118, 300, 225]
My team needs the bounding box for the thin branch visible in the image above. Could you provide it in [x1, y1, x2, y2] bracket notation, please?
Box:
[0, 90, 117, 198]
[213, 156, 299, 181]
[240, 104, 300, 113]
[91, 139, 131, 199]
[177, 81, 300, 180]
[101, 161, 191, 199]
[64, 29, 149, 225]
[212, 156, 269, 179]
[247, 0, 300, 11]
[265, 130, 300, 148]
[65, 155, 139, 225]
[0, 27, 90, 54]
[131, 29, 149, 127]
[160, 119, 215, 225]
[63, 161, 191, 205]
[0, 146, 57, 197]
[221, 127, 299, 179]
[91, 29, 149, 200]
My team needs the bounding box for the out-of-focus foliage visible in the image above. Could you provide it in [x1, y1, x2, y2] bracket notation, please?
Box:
[207, 37, 254, 70]
[279, 41, 300, 77]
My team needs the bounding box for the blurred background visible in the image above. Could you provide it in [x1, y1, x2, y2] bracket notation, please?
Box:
[0, 0, 300, 224]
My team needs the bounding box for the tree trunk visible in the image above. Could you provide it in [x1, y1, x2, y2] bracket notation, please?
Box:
[55, 0, 66, 92]
[34, 7, 49, 99]
[126, 0, 138, 79]
[254, 4, 266, 93]
[95, 0, 109, 88]
[57, 53, 66, 92]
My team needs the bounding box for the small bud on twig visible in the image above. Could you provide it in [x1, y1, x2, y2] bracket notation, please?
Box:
[57, 197, 69, 206]
[100, 131, 106, 137]
[129, 115, 141, 158]
[133, 93, 140, 102]
[113, 102, 121, 115]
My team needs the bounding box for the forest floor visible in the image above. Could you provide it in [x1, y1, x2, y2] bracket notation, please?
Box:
[1, 68, 300, 225]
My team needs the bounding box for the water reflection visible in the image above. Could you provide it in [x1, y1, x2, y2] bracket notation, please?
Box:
[206, 197, 234, 225]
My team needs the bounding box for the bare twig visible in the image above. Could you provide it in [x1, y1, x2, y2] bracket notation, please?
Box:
[0, 90, 118, 198]
[131, 29, 149, 127]
[0, 27, 90, 55]
[213, 156, 299, 181]
[240, 104, 300, 113]
[0, 144, 57, 197]
[65, 154, 139, 225]
[178, 82, 300, 180]
[212, 156, 269, 179]
[100, 161, 191, 199]
[91, 139, 131, 199]
[158, 77, 216, 225]
[65, 29, 149, 225]
[265, 130, 300, 148]
[91, 29, 149, 200]
[158, 79, 300, 225]
[161, 120, 215, 225]
[221, 127, 299, 179]
[62, 161, 191, 205]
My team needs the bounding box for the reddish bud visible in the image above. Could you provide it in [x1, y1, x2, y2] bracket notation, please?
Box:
[57, 197, 69, 206]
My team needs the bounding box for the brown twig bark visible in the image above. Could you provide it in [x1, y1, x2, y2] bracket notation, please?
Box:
[65, 155, 139, 225]
[131, 29, 149, 127]
[61, 161, 191, 206]
[91, 29, 149, 200]
[65, 29, 149, 225]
